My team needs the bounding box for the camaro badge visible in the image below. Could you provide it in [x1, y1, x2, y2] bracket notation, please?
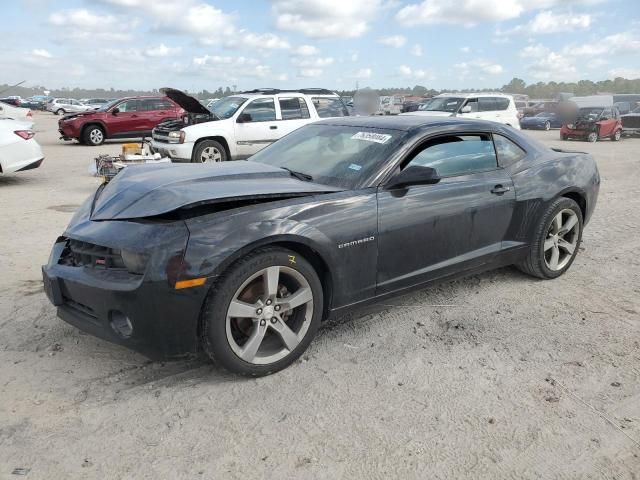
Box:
[338, 236, 375, 249]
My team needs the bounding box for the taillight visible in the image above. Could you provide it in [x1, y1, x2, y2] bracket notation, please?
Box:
[14, 130, 34, 140]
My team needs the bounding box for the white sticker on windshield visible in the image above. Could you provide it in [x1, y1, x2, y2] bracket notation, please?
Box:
[349, 163, 362, 171]
[351, 132, 392, 144]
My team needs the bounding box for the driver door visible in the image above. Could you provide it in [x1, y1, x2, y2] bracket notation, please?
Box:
[597, 108, 616, 137]
[109, 99, 143, 135]
[376, 133, 515, 294]
[234, 98, 281, 159]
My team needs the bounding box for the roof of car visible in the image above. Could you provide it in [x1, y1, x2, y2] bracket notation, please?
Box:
[316, 115, 506, 132]
[435, 92, 514, 98]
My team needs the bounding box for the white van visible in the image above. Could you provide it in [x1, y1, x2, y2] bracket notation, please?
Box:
[401, 92, 521, 129]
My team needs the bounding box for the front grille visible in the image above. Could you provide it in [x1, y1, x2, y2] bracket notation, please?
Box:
[58, 239, 126, 270]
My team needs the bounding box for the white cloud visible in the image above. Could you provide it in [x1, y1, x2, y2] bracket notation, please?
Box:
[564, 31, 640, 56]
[528, 51, 577, 80]
[518, 43, 550, 58]
[292, 57, 335, 67]
[32, 49, 53, 59]
[48, 8, 135, 42]
[501, 11, 591, 35]
[396, 0, 599, 26]
[411, 44, 423, 57]
[273, 0, 387, 38]
[398, 65, 431, 80]
[353, 68, 373, 79]
[49, 8, 115, 28]
[292, 45, 320, 56]
[460, 46, 470, 53]
[379, 35, 407, 48]
[235, 32, 290, 50]
[456, 60, 504, 76]
[608, 67, 640, 79]
[144, 44, 181, 57]
[351, 52, 359, 62]
[298, 68, 323, 77]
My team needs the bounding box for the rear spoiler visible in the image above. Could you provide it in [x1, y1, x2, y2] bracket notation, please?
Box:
[551, 147, 588, 155]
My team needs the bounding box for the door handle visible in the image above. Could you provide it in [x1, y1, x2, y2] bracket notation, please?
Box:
[491, 185, 511, 195]
[270, 125, 278, 130]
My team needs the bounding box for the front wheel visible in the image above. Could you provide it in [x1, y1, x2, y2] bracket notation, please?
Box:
[192, 139, 227, 163]
[517, 197, 583, 279]
[544, 121, 551, 131]
[82, 125, 105, 146]
[611, 129, 622, 141]
[55, 109, 65, 116]
[201, 247, 323, 376]
[587, 131, 598, 143]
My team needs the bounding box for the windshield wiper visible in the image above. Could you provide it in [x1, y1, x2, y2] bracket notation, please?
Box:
[281, 167, 313, 182]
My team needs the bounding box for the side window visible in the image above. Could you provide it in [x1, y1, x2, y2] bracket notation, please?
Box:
[464, 98, 479, 112]
[405, 134, 497, 177]
[312, 97, 348, 118]
[479, 97, 497, 112]
[140, 99, 172, 111]
[279, 97, 310, 120]
[240, 98, 276, 122]
[601, 108, 612, 120]
[493, 134, 526, 167]
[116, 100, 138, 112]
[494, 97, 510, 111]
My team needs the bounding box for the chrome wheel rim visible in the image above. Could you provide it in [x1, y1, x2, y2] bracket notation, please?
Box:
[90, 129, 103, 144]
[545, 121, 550, 130]
[225, 265, 313, 365]
[544, 209, 580, 271]
[614, 130, 621, 140]
[200, 146, 222, 163]
[587, 132, 598, 142]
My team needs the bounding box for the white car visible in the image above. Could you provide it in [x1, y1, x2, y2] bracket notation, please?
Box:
[0, 119, 44, 174]
[47, 98, 93, 115]
[402, 92, 521, 129]
[151, 88, 350, 162]
[0, 102, 34, 129]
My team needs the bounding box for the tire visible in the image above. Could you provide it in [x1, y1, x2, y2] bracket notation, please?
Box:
[517, 197, 583, 280]
[587, 131, 598, 143]
[82, 125, 105, 146]
[560, 134, 568, 141]
[192, 139, 227, 163]
[200, 247, 323, 376]
[544, 121, 551, 131]
[611, 129, 622, 141]
[55, 108, 65, 116]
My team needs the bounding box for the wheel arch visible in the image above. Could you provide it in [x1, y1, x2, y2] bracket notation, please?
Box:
[193, 136, 231, 161]
[81, 121, 107, 139]
[207, 234, 334, 321]
[557, 188, 587, 220]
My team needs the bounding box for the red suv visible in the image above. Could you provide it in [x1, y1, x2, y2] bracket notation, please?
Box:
[58, 96, 185, 146]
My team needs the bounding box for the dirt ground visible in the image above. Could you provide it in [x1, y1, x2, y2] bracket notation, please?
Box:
[0, 112, 638, 479]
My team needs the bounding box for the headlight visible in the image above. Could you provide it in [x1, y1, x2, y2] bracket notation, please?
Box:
[167, 130, 185, 144]
[120, 249, 149, 275]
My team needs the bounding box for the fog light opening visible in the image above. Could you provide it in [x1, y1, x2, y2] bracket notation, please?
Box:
[110, 310, 133, 339]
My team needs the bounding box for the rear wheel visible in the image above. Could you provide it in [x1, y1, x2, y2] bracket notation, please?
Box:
[611, 129, 622, 141]
[82, 125, 105, 146]
[587, 131, 598, 143]
[544, 121, 551, 131]
[517, 197, 583, 279]
[55, 108, 65, 116]
[192, 140, 227, 163]
[201, 247, 323, 376]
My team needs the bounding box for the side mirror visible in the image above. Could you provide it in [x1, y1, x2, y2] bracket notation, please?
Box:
[112, 107, 120, 115]
[237, 112, 252, 123]
[386, 166, 440, 190]
[460, 105, 472, 114]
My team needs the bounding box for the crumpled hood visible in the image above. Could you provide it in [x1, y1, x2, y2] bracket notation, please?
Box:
[90, 161, 342, 221]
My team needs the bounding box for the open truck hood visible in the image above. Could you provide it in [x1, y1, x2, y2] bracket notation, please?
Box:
[160, 87, 211, 115]
[90, 161, 342, 221]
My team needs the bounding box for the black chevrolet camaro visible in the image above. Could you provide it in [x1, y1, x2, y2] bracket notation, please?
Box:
[43, 116, 600, 376]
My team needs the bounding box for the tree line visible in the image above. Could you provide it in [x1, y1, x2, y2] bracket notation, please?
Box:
[3, 76, 640, 101]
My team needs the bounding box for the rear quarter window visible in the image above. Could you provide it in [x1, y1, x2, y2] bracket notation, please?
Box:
[494, 98, 510, 111]
[311, 97, 348, 118]
[493, 134, 526, 167]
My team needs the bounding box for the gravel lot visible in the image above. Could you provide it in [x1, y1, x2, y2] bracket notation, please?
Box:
[1, 112, 638, 479]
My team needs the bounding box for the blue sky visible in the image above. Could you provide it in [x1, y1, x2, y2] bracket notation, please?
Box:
[3, 0, 640, 91]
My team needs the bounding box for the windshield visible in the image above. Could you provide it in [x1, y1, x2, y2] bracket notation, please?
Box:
[210, 96, 248, 119]
[97, 99, 120, 112]
[419, 97, 464, 112]
[250, 124, 406, 189]
[578, 107, 603, 120]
